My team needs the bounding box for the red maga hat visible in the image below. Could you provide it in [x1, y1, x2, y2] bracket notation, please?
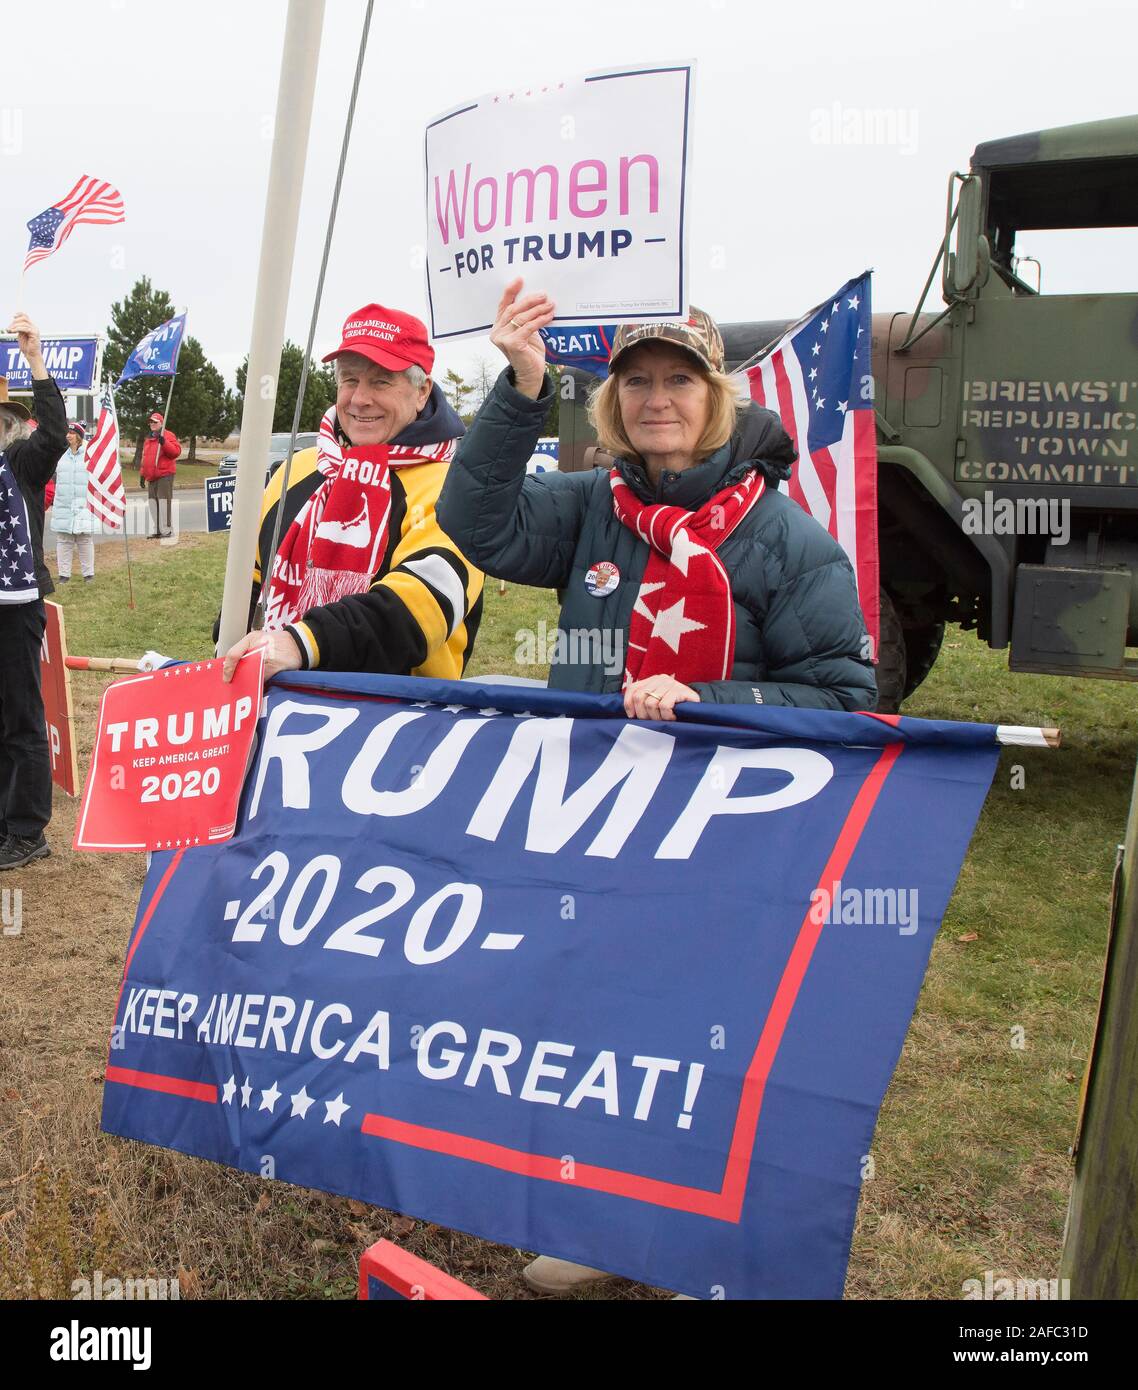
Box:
[323, 303, 434, 375]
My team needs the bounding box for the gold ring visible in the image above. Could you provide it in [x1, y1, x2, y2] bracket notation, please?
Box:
[509, 317, 522, 329]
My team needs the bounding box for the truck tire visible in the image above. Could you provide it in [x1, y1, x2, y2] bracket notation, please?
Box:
[903, 621, 945, 699]
[875, 589, 906, 714]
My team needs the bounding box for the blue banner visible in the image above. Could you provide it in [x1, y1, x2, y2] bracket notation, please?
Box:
[204, 475, 235, 532]
[2, 335, 99, 391]
[100, 674, 999, 1299]
[117, 314, 186, 384]
[540, 325, 617, 378]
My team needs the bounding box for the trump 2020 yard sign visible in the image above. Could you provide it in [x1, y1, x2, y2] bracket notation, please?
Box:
[424, 63, 693, 340]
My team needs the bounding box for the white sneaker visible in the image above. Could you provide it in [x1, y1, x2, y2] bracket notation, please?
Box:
[522, 1255, 615, 1295]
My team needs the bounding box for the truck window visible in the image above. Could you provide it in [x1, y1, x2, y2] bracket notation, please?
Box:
[984, 153, 1138, 295]
[1004, 226, 1138, 295]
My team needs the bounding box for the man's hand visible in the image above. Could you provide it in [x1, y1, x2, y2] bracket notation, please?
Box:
[623, 674, 701, 721]
[7, 313, 45, 377]
[222, 629, 303, 684]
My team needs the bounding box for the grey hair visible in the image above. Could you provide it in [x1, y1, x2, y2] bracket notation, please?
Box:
[334, 352, 428, 391]
[0, 412, 31, 451]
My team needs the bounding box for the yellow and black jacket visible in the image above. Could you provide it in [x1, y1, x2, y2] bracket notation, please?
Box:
[248, 402, 483, 678]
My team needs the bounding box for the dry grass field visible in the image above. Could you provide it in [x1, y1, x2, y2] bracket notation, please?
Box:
[1, 531, 1134, 1300]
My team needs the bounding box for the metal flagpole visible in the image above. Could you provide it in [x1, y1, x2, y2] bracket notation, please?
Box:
[217, 0, 326, 654]
[108, 383, 136, 609]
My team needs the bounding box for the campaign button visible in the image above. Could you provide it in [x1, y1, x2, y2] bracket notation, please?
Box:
[584, 561, 620, 597]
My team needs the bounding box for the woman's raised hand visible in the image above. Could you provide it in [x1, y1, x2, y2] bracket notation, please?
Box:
[488, 278, 556, 399]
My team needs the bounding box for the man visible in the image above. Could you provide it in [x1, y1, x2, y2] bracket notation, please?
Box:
[222, 302, 483, 683]
[0, 315, 68, 869]
[139, 409, 180, 538]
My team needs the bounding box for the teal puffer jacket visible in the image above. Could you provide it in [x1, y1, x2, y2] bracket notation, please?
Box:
[50, 448, 94, 536]
[438, 369, 877, 710]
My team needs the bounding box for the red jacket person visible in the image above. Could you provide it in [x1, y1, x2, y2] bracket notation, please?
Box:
[140, 409, 180, 538]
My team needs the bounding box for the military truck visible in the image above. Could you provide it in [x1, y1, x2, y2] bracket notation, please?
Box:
[559, 114, 1138, 711]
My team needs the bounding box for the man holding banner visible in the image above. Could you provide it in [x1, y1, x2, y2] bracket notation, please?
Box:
[221, 302, 483, 685]
[0, 314, 68, 870]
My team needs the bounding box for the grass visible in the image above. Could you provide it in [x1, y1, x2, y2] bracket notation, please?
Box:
[1, 535, 1134, 1299]
[120, 461, 222, 493]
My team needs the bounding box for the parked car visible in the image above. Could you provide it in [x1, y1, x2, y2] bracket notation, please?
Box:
[216, 432, 319, 484]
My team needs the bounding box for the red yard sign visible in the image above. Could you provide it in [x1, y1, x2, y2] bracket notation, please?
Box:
[358, 1240, 487, 1301]
[40, 600, 79, 797]
[74, 653, 265, 852]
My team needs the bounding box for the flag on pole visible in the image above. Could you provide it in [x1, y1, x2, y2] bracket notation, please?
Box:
[743, 272, 879, 653]
[116, 313, 186, 385]
[85, 388, 126, 531]
[24, 176, 125, 272]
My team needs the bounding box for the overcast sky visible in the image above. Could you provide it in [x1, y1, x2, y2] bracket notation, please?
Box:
[3, 0, 1137, 398]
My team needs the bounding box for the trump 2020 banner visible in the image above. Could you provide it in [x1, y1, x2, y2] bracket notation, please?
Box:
[101, 673, 999, 1299]
[424, 63, 692, 340]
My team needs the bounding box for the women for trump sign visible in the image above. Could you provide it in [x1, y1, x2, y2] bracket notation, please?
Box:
[101, 672, 999, 1299]
[424, 63, 693, 340]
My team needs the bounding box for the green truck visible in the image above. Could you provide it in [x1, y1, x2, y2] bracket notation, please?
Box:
[559, 114, 1138, 711]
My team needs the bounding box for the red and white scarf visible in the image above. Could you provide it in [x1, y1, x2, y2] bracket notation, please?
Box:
[610, 467, 765, 687]
[262, 407, 456, 631]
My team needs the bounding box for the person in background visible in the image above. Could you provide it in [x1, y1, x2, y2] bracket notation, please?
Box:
[140, 409, 180, 538]
[51, 422, 95, 582]
[0, 314, 68, 870]
[221, 301, 483, 684]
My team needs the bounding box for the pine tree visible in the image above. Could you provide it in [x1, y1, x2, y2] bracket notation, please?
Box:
[442, 368, 473, 419]
[235, 342, 337, 432]
[168, 336, 237, 462]
[104, 276, 179, 464]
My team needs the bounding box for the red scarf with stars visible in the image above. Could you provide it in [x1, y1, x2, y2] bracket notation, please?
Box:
[610, 467, 764, 688]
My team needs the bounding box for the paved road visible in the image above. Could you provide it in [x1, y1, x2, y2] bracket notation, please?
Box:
[52, 491, 214, 544]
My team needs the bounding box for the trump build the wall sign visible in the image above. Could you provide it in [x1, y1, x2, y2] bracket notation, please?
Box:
[424, 63, 693, 340]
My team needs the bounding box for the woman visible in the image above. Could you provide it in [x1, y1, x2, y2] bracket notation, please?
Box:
[439, 283, 876, 1297]
[438, 280, 875, 722]
[50, 423, 95, 583]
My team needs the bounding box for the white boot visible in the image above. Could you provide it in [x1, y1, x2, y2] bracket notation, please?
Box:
[523, 1255, 615, 1295]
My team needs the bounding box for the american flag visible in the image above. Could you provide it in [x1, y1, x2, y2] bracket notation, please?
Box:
[744, 272, 879, 653]
[24, 175, 125, 272]
[0, 455, 39, 603]
[86, 389, 126, 531]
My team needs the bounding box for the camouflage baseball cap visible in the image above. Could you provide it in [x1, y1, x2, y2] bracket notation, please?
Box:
[608, 306, 725, 374]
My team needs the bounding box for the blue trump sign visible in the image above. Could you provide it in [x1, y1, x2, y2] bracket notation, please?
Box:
[101, 673, 999, 1299]
[3, 336, 99, 391]
[540, 325, 616, 378]
[204, 475, 235, 532]
[117, 314, 186, 385]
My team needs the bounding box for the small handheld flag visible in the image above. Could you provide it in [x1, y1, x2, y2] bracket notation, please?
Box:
[85, 388, 126, 531]
[743, 272, 879, 652]
[117, 314, 186, 385]
[24, 175, 125, 272]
